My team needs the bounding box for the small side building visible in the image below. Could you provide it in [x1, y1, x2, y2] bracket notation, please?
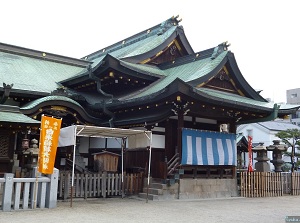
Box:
[93, 151, 120, 173]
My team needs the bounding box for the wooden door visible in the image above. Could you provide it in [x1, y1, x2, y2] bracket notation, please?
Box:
[0, 130, 15, 175]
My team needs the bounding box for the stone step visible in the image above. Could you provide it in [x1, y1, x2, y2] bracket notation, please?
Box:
[142, 187, 163, 195]
[148, 182, 167, 190]
[138, 192, 159, 201]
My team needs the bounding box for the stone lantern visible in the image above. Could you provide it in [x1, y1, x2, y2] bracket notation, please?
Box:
[267, 140, 288, 172]
[23, 138, 39, 170]
[253, 142, 270, 172]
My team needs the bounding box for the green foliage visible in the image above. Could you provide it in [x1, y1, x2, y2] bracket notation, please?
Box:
[275, 128, 300, 148]
[276, 128, 300, 172]
[283, 151, 300, 158]
[281, 162, 292, 172]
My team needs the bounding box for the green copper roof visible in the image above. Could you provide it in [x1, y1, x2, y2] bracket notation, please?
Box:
[200, 89, 300, 112]
[128, 51, 228, 99]
[89, 26, 177, 68]
[167, 51, 227, 82]
[0, 51, 86, 94]
[277, 103, 300, 110]
[119, 26, 177, 58]
[196, 88, 275, 109]
[120, 61, 167, 77]
[0, 105, 40, 124]
[21, 95, 84, 110]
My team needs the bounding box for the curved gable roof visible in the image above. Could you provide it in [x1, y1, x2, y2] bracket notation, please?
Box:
[20, 95, 100, 124]
[83, 16, 193, 67]
[124, 50, 228, 99]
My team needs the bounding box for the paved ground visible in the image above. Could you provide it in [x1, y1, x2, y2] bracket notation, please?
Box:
[1, 196, 300, 223]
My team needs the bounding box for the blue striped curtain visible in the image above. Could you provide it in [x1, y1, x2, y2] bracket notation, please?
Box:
[181, 128, 237, 166]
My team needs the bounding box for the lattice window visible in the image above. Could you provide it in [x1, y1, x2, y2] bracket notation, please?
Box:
[0, 133, 9, 157]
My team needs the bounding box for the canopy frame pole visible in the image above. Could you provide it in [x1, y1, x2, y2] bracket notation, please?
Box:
[121, 137, 126, 198]
[144, 131, 152, 203]
[71, 126, 83, 207]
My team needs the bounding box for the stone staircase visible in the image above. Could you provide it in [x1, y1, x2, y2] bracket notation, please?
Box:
[138, 153, 182, 201]
[138, 178, 178, 201]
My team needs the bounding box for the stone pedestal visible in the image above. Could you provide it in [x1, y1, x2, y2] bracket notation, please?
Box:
[253, 142, 270, 172]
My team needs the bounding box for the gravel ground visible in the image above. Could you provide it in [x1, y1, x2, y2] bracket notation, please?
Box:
[1, 196, 299, 223]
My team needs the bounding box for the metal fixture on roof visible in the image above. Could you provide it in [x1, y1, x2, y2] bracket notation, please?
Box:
[158, 16, 180, 35]
[0, 83, 14, 104]
[211, 41, 231, 60]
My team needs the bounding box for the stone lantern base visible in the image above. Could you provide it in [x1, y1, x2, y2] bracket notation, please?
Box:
[255, 162, 270, 172]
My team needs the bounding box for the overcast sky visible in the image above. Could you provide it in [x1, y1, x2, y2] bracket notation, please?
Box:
[1, 0, 299, 103]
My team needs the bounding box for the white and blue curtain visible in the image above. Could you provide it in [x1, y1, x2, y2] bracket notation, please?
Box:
[181, 128, 237, 166]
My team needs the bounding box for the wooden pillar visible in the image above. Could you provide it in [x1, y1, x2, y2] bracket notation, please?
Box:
[229, 121, 236, 134]
[229, 121, 237, 178]
[165, 119, 176, 160]
[177, 109, 184, 160]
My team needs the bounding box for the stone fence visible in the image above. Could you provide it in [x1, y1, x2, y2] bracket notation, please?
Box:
[0, 168, 59, 212]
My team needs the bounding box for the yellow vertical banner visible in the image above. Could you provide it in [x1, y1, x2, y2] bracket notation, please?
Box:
[38, 115, 62, 174]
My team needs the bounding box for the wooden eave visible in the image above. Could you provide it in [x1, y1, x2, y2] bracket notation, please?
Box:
[187, 52, 267, 102]
[93, 54, 160, 81]
[2, 89, 48, 99]
[60, 54, 161, 92]
[100, 78, 281, 126]
[105, 78, 189, 110]
[277, 107, 300, 118]
[105, 78, 272, 113]
[100, 106, 173, 128]
[226, 53, 267, 101]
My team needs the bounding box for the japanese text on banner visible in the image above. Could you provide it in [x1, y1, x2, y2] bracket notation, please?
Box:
[38, 116, 62, 174]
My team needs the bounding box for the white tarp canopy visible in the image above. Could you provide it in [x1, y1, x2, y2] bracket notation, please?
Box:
[58, 125, 152, 202]
[59, 125, 151, 149]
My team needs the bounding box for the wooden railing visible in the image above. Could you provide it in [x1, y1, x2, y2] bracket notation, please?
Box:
[240, 172, 300, 197]
[58, 172, 144, 200]
[167, 153, 180, 176]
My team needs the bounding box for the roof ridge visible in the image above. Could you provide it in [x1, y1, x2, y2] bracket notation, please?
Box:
[0, 42, 90, 68]
[82, 16, 182, 61]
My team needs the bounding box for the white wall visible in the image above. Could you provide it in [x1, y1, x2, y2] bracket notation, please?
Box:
[237, 123, 281, 171]
[152, 134, 165, 148]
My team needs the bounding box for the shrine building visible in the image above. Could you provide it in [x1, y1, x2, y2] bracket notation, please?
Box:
[1, 16, 299, 196]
